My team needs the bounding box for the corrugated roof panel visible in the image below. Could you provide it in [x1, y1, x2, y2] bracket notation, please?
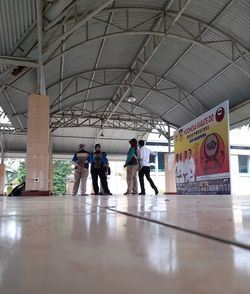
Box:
[98, 35, 146, 68]
[216, 0, 250, 48]
[134, 73, 187, 112]
[0, 0, 36, 55]
[84, 100, 110, 113]
[167, 44, 229, 91]
[3, 133, 27, 153]
[92, 69, 127, 85]
[0, 64, 9, 74]
[64, 40, 102, 76]
[195, 66, 250, 109]
[0, 0, 250, 155]
[163, 105, 195, 128]
[117, 0, 166, 9]
[168, 17, 200, 40]
[45, 0, 105, 21]
[45, 59, 61, 89]
[237, 55, 250, 75]
[12, 68, 36, 93]
[86, 85, 118, 100]
[183, 0, 230, 24]
[108, 8, 159, 33]
[201, 29, 248, 63]
[145, 38, 190, 76]
[141, 90, 176, 116]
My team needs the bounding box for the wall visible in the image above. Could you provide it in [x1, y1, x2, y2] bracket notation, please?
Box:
[230, 152, 250, 196]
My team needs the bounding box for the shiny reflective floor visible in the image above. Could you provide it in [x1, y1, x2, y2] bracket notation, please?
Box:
[0, 195, 250, 294]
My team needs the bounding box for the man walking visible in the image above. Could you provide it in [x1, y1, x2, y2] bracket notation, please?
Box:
[72, 144, 90, 196]
[138, 140, 158, 195]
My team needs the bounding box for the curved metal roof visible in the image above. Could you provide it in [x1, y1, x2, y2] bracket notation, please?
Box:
[0, 0, 250, 155]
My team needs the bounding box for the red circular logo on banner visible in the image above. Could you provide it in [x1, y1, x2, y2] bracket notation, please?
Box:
[200, 133, 225, 174]
[215, 107, 225, 122]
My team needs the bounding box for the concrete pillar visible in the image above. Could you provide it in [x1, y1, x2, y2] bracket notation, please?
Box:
[0, 163, 5, 195]
[25, 94, 52, 195]
[164, 153, 176, 194]
[48, 134, 53, 192]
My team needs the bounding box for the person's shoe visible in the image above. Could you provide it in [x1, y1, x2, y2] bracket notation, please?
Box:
[105, 192, 112, 195]
[72, 194, 76, 196]
[154, 188, 159, 195]
[99, 192, 105, 195]
[139, 192, 145, 195]
[124, 192, 131, 195]
[81, 193, 88, 196]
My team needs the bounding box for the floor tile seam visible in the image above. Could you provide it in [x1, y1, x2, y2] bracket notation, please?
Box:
[0, 212, 114, 217]
[105, 207, 250, 251]
[41, 198, 250, 250]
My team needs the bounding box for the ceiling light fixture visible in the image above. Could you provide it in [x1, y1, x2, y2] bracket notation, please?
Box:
[127, 90, 136, 102]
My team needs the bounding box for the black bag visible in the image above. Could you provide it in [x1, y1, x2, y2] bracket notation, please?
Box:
[107, 167, 111, 175]
[8, 182, 25, 196]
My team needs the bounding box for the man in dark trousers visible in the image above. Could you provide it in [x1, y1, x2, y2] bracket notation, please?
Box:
[89, 144, 112, 195]
[138, 140, 159, 195]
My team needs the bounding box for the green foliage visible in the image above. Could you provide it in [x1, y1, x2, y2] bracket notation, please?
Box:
[53, 160, 72, 195]
[16, 161, 26, 184]
[14, 160, 72, 195]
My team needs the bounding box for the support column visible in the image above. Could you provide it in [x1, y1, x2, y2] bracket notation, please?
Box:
[0, 164, 5, 196]
[164, 153, 176, 194]
[24, 94, 52, 196]
[48, 133, 53, 193]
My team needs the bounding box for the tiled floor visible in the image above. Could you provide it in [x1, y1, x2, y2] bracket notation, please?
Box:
[0, 195, 250, 293]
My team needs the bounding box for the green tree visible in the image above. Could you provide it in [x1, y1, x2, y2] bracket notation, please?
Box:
[14, 160, 72, 195]
[16, 161, 26, 184]
[53, 160, 72, 195]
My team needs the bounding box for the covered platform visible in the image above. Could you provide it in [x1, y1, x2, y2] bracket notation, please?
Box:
[0, 0, 250, 293]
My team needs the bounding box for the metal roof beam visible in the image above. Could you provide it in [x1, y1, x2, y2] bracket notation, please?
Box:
[50, 97, 178, 129]
[83, 4, 116, 109]
[45, 67, 205, 106]
[49, 82, 196, 119]
[3, 89, 24, 131]
[44, 0, 79, 31]
[50, 112, 168, 138]
[0, 56, 38, 68]
[147, 0, 242, 117]
[46, 30, 250, 79]
[36, 0, 46, 95]
[47, 0, 115, 53]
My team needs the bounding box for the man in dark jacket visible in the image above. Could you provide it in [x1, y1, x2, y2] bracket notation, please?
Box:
[89, 144, 112, 195]
[72, 144, 90, 196]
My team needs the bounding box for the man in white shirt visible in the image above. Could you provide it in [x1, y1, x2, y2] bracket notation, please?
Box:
[187, 148, 196, 182]
[182, 150, 188, 183]
[175, 153, 181, 185]
[138, 140, 158, 195]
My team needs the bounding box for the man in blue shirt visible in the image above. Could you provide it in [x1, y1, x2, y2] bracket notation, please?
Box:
[89, 144, 112, 195]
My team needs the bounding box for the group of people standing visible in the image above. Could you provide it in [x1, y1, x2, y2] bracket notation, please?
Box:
[124, 139, 158, 195]
[72, 139, 158, 196]
[72, 143, 112, 196]
[175, 148, 196, 185]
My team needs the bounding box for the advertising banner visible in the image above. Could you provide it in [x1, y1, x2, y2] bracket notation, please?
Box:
[174, 101, 230, 194]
